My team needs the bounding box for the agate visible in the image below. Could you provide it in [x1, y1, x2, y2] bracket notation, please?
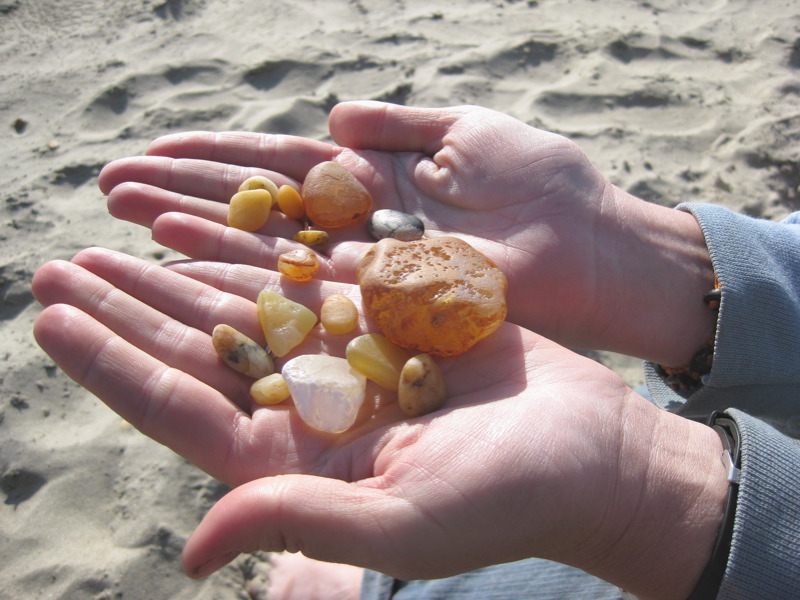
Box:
[282, 354, 367, 433]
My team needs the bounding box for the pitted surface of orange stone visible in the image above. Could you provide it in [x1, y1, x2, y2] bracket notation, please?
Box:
[357, 237, 507, 356]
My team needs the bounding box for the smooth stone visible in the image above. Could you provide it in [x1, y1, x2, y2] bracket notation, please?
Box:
[257, 290, 318, 357]
[368, 209, 425, 242]
[211, 324, 275, 378]
[282, 355, 367, 433]
[250, 373, 291, 406]
[346, 333, 411, 391]
[398, 354, 447, 417]
[302, 162, 373, 229]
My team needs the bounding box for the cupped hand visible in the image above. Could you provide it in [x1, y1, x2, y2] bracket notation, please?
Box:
[31, 250, 722, 598]
[98, 102, 629, 348]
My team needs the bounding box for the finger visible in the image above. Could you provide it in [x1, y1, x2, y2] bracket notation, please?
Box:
[150, 212, 338, 276]
[66, 247, 265, 342]
[107, 181, 229, 228]
[98, 155, 297, 200]
[32, 257, 255, 404]
[167, 261, 363, 314]
[33, 303, 250, 484]
[144, 131, 339, 182]
[329, 101, 467, 155]
[183, 475, 411, 579]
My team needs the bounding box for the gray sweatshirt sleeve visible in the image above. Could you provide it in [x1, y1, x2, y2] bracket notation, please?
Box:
[644, 203, 800, 597]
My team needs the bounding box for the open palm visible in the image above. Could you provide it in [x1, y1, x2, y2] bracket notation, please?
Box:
[32, 247, 647, 581]
[99, 102, 619, 347]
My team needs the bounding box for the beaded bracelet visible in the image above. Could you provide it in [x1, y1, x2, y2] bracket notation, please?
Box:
[656, 274, 721, 391]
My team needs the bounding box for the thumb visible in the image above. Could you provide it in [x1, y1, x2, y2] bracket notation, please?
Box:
[329, 101, 466, 154]
[182, 474, 414, 579]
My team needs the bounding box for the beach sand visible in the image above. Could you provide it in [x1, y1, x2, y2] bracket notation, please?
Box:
[2, 0, 798, 597]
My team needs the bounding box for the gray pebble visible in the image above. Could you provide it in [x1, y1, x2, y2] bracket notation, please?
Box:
[368, 209, 425, 241]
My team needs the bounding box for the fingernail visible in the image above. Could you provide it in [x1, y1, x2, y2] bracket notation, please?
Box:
[188, 551, 241, 579]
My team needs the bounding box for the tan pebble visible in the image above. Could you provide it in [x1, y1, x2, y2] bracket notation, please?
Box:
[257, 290, 318, 357]
[238, 175, 279, 202]
[293, 229, 330, 247]
[320, 294, 358, 334]
[250, 373, 291, 405]
[346, 333, 412, 391]
[302, 162, 373, 228]
[277, 185, 306, 220]
[212, 324, 275, 378]
[277, 248, 321, 282]
[228, 189, 273, 231]
[398, 354, 447, 417]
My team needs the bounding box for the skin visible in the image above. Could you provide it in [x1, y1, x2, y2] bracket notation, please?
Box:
[100, 101, 715, 366]
[34, 102, 726, 599]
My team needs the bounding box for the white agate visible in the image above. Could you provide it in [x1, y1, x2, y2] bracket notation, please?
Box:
[282, 354, 367, 433]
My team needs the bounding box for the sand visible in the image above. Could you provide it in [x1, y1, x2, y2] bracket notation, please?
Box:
[1, 0, 798, 597]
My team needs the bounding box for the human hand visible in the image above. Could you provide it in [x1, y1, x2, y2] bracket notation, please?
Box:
[99, 102, 714, 366]
[32, 250, 725, 600]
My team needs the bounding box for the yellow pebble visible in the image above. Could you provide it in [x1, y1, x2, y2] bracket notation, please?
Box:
[250, 373, 291, 405]
[346, 333, 412, 391]
[228, 189, 272, 231]
[277, 185, 306, 220]
[278, 248, 320, 282]
[257, 289, 318, 357]
[238, 175, 279, 202]
[398, 354, 447, 417]
[293, 230, 330, 247]
[320, 294, 358, 334]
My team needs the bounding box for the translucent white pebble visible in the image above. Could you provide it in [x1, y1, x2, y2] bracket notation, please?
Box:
[281, 355, 367, 434]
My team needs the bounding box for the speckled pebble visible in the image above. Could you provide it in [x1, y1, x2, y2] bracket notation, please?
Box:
[368, 209, 425, 242]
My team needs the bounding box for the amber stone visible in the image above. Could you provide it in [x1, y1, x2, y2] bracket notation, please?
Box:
[277, 185, 306, 220]
[357, 237, 507, 357]
[256, 290, 318, 357]
[293, 230, 330, 247]
[301, 162, 372, 228]
[277, 248, 320, 282]
[239, 176, 279, 202]
[320, 294, 358, 334]
[227, 189, 272, 231]
[250, 373, 291, 405]
[346, 333, 412, 391]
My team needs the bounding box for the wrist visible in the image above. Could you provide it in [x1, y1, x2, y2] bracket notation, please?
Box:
[594, 187, 716, 365]
[584, 403, 728, 600]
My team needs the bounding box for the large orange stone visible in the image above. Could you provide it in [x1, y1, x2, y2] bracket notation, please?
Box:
[357, 237, 507, 357]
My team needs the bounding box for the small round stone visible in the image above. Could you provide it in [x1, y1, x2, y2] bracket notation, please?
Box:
[277, 185, 306, 220]
[212, 324, 275, 378]
[398, 354, 447, 417]
[320, 294, 358, 335]
[368, 209, 425, 242]
[278, 248, 320, 282]
[228, 189, 272, 231]
[293, 230, 330, 247]
[302, 162, 372, 229]
[251, 373, 291, 405]
[238, 176, 279, 202]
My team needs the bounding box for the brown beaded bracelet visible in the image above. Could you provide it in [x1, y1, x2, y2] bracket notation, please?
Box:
[656, 275, 720, 391]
